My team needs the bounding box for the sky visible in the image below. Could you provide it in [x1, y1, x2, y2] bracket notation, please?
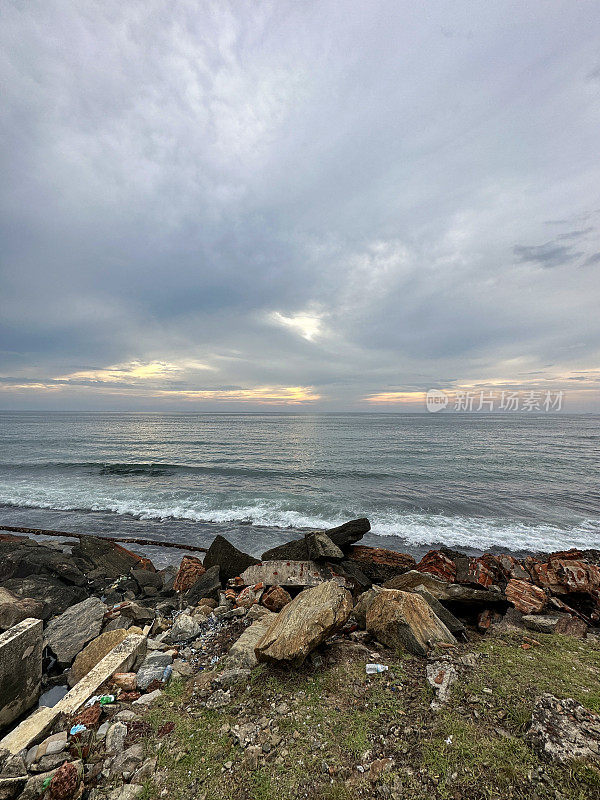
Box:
[1, 0, 599, 412]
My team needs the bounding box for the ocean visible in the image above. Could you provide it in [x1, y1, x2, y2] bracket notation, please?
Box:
[0, 411, 598, 566]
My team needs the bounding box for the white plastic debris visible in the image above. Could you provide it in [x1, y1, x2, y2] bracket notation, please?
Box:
[366, 663, 388, 675]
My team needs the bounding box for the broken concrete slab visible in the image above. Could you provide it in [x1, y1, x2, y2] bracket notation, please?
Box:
[0, 618, 43, 730]
[241, 560, 346, 588]
[0, 632, 145, 755]
[68, 628, 130, 687]
[366, 589, 457, 656]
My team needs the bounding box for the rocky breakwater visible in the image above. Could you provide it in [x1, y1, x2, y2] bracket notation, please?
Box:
[1, 521, 600, 799]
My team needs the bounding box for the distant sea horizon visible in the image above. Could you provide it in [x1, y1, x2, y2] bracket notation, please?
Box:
[0, 411, 598, 567]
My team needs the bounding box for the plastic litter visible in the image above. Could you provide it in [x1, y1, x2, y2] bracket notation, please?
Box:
[99, 694, 115, 705]
[162, 664, 173, 683]
[84, 695, 100, 707]
[70, 724, 87, 736]
[366, 663, 388, 675]
[42, 777, 52, 791]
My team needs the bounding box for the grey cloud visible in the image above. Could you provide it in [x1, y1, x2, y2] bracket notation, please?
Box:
[513, 242, 583, 268]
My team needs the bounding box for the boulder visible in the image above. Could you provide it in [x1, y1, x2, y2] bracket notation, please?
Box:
[68, 629, 130, 687]
[0, 540, 86, 586]
[324, 518, 370, 551]
[505, 579, 547, 614]
[44, 597, 107, 664]
[202, 536, 259, 582]
[1, 575, 88, 620]
[347, 546, 416, 584]
[255, 581, 352, 666]
[261, 585, 292, 612]
[184, 565, 221, 604]
[136, 651, 173, 690]
[169, 614, 200, 643]
[366, 589, 456, 656]
[332, 560, 372, 592]
[172, 556, 205, 593]
[71, 537, 149, 579]
[528, 694, 600, 762]
[384, 570, 450, 596]
[554, 616, 589, 637]
[131, 569, 163, 591]
[0, 619, 43, 729]
[416, 551, 457, 582]
[0, 588, 44, 630]
[262, 532, 343, 562]
[384, 570, 503, 606]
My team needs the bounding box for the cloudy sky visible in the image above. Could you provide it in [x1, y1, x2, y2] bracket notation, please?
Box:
[1, 1, 599, 412]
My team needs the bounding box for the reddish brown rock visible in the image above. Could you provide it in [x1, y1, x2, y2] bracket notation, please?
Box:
[347, 546, 416, 584]
[236, 584, 263, 608]
[173, 556, 206, 593]
[495, 553, 531, 581]
[417, 550, 457, 582]
[71, 703, 101, 728]
[49, 761, 79, 800]
[505, 578, 547, 613]
[261, 585, 292, 612]
[112, 672, 137, 691]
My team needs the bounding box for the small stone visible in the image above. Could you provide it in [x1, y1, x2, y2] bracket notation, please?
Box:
[206, 689, 231, 709]
[105, 722, 128, 755]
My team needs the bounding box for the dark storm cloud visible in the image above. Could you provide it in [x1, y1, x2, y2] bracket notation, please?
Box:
[1, 1, 600, 411]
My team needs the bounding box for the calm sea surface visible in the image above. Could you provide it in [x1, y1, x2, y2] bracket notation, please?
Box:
[0, 412, 598, 565]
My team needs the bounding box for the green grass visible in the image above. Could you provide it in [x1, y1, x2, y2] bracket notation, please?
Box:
[136, 630, 600, 800]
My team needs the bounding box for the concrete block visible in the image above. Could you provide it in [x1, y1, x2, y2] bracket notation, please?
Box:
[0, 618, 43, 730]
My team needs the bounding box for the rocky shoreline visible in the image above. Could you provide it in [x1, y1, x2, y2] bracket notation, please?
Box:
[1, 519, 600, 799]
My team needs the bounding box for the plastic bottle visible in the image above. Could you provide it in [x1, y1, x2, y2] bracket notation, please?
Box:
[365, 663, 388, 674]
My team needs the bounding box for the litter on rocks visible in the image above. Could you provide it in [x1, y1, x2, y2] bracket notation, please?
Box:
[70, 724, 87, 736]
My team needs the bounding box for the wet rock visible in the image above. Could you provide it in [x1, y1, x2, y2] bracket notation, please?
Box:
[528, 693, 600, 762]
[255, 580, 352, 666]
[505, 579, 547, 614]
[0, 539, 86, 586]
[0, 588, 44, 630]
[366, 589, 456, 656]
[68, 628, 130, 686]
[306, 532, 344, 561]
[185, 565, 222, 605]
[202, 536, 259, 582]
[72, 537, 151, 579]
[136, 651, 173, 690]
[44, 597, 107, 664]
[324, 518, 370, 552]
[348, 546, 416, 584]
[261, 585, 292, 612]
[1, 575, 87, 620]
[172, 556, 205, 593]
[522, 614, 562, 634]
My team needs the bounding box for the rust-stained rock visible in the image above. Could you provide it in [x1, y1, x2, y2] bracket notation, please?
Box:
[261, 585, 291, 612]
[236, 585, 263, 609]
[347, 546, 416, 584]
[417, 551, 457, 582]
[173, 556, 205, 593]
[466, 556, 500, 588]
[48, 761, 79, 800]
[554, 616, 588, 637]
[505, 579, 547, 613]
[255, 580, 352, 666]
[366, 589, 456, 656]
[495, 554, 531, 581]
[529, 557, 600, 595]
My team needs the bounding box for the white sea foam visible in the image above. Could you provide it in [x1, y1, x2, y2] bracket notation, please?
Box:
[1, 479, 599, 553]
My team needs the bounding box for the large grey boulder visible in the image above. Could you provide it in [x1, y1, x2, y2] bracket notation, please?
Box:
[169, 613, 200, 643]
[0, 539, 86, 586]
[528, 694, 600, 762]
[71, 537, 145, 580]
[44, 597, 106, 664]
[255, 580, 352, 666]
[366, 588, 456, 656]
[2, 575, 88, 619]
[261, 532, 343, 562]
[184, 565, 221, 604]
[136, 651, 173, 690]
[202, 536, 258, 581]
